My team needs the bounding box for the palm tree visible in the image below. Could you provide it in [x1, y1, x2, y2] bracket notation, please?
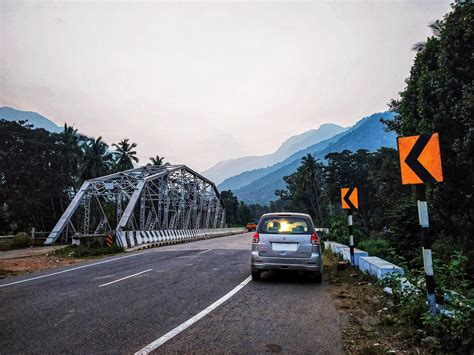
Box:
[412, 20, 444, 52]
[150, 155, 165, 166]
[59, 124, 85, 188]
[61, 123, 78, 142]
[80, 136, 114, 180]
[300, 154, 323, 220]
[112, 139, 139, 171]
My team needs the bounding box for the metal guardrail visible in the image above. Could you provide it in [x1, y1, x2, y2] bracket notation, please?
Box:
[0, 230, 50, 241]
[0, 235, 16, 240]
[116, 228, 246, 249]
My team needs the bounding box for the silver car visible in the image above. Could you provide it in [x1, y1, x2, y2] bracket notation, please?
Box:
[251, 212, 323, 282]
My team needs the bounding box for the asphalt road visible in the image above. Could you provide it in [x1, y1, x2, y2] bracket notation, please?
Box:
[0, 232, 344, 354]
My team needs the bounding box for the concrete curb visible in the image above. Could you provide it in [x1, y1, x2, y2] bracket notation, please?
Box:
[324, 241, 404, 279]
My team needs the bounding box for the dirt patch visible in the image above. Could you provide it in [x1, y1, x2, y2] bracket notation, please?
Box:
[324, 251, 424, 354]
[0, 253, 80, 279]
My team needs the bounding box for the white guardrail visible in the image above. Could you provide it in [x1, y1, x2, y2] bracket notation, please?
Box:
[324, 241, 404, 279]
[116, 228, 246, 249]
[0, 235, 16, 240]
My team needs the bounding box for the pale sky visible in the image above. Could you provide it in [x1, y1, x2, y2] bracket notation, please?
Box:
[0, 0, 451, 171]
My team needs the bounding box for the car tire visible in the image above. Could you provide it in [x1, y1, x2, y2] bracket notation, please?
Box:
[251, 270, 261, 281]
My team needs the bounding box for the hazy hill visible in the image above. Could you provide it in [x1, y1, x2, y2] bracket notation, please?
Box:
[0, 107, 62, 133]
[202, 123, 346, 184]
[224, 112, 396, 205]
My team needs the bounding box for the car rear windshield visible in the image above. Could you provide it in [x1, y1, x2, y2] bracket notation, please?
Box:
[258, 216, 312, 234]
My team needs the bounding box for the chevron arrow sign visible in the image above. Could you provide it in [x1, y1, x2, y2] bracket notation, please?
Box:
[341, 187, 358, 210]
[397, 133, 443, 185]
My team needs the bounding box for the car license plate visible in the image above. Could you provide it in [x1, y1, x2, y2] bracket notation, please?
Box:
[272, 243, 298, 252]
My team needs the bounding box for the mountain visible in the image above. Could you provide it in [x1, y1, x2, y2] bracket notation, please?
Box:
[0, 107, 63, 133]
[224, 112, 396, 205]
[202, 123, 346, 184]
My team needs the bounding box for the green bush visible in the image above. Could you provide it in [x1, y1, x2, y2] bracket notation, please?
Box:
[9, 232, 31, 249]
[0, 240, 11, 251]
[359, 239, 390, 256]
[54, 243, 124, 258]
[379, 253, 474, 353]
[358, 238, 407, 268]
[327, 214, 367, 245]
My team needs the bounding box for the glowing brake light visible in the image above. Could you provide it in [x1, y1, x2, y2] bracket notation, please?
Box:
[252, 232, 259, 243]
[311, 232, 319, 245]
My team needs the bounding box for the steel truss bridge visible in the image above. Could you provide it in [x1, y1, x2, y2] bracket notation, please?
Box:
[45, 164, 232, 247]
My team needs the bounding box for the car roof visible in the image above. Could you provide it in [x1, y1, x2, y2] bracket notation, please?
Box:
[260, 212, 312, 218]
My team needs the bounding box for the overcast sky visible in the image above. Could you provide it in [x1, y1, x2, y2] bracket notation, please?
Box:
[0, 0, 451, 171]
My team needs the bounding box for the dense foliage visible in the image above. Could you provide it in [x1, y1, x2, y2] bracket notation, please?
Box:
[219, 190, 285, 226]
[276, 148, 421, 265]
[0, 120, 145, 234]
[270, 3, 473, 351]
[385, 0, 473, 260]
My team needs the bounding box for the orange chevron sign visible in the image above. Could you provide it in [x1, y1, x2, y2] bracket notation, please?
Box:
[397, 133, 443, 185]
[341, 187, 358, 210]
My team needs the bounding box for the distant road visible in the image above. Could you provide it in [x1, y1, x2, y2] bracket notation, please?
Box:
[0, 233, 344, 354]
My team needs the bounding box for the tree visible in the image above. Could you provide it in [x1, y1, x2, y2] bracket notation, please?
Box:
[385, 1, 473, 255]
[220, 190, 240, 226]
[300, 154, 324, 220]
[0, 120, 80, 233]
[80, 136, 113, 180]
[150, 155, 165, 166]
[237, 201, 251, 225]
[276, 154, 326, 222]
[412, 20, 444, 52]
[112, 139, 139, 172]
[59, 124, 84, 190]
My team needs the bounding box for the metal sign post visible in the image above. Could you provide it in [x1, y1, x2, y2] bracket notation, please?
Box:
[397, 133, 443, 316]
[416, 184, 436, 316]
[347, 209, 354, 264]
[341, 187, 358, 265]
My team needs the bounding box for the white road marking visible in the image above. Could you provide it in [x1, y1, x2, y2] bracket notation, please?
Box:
[135, 275, 252, 354]
[0, 252, 147, 288]
[197, 249, 213, 255]
[98, 269, 152, 288]
[0, 246, 240, 288]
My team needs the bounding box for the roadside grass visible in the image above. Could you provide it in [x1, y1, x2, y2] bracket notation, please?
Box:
[0, 233, 124, 258]
[53, 244, 124, 258]
[0, 232, 49, 252]
[0, 233, 33, 251]
[324, 250, 422, 354]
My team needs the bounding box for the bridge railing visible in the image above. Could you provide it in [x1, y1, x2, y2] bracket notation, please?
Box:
[116, 228, 246, 249]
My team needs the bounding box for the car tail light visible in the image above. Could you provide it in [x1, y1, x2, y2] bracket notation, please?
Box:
[252, 232, 259, 243]
[311, 232, 319, 245]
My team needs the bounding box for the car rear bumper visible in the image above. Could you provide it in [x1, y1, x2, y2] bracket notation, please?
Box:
[251, 250, 323, 273]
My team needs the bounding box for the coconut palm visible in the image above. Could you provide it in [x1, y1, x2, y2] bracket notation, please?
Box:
[80, 136, 114, 180]
[59, 124, 84, 187]
[412, 20, 444, 52]
[150, 155, 165, 166]
[112, 139, 139, 172]
[61, 123, 78, 141]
